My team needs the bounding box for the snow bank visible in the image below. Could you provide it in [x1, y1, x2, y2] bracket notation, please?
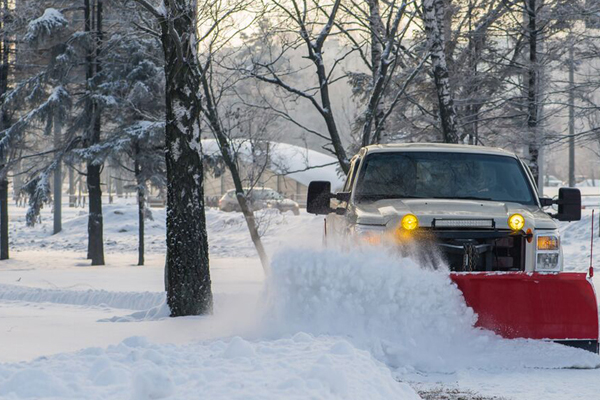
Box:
[10, 199, 323, 258]
[0, 335, 421, 400]
[10, 203, 167, 256]
[263, 247, 600, 373]
[0, 283, 165, 311]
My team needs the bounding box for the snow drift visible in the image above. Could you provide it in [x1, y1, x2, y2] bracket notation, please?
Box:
[0, 283, 165, 311]
[263, 247, 600, 373]
[0, 335, 421, 400]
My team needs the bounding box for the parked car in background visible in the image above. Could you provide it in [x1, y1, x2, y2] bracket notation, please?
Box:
[544, 175, 565, 187]
[219, 187, 300, 215]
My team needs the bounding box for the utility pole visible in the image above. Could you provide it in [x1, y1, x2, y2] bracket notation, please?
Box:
[568, 37, 576, 188]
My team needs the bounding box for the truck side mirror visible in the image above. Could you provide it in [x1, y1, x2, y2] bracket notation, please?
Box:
[307, 181, 333, 215]
[554, 187, 581, 221]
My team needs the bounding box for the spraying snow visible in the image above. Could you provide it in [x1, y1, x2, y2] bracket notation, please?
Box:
[262, 246, 600, 373]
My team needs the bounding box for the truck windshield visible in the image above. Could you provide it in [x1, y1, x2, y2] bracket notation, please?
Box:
[354, 152, 536, 205]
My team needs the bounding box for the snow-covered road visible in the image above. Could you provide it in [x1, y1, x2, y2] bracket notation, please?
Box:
[2, 201, 600, 399]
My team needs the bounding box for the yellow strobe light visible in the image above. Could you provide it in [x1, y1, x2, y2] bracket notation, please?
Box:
[508, 213, 525, 231]
[401, 214, 419, 231]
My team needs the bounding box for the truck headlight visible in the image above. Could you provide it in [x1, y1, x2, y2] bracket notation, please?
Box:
[536, 234, 561, 271]
[354, 224, 386, 245]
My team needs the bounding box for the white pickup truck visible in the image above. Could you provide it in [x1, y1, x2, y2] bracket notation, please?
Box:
[307, 143, 598, 352]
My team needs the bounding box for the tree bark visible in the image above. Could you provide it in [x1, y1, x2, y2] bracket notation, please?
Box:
[159, 1, 212, 316]
[423, 0, 460, 143]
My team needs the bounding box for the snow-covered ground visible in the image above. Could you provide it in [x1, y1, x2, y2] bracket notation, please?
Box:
[1, 199, 600, 399]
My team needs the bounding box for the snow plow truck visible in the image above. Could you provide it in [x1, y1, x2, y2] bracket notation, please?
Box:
[307, 143, 599, 352]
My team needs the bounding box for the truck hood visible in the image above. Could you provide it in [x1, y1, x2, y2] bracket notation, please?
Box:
[353, 199, 556, 230]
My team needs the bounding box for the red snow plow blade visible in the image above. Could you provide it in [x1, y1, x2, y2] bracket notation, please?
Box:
[450, 272, 599, 352]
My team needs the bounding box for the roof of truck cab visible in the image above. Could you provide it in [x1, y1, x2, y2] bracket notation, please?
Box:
[362, 143, 518, 158]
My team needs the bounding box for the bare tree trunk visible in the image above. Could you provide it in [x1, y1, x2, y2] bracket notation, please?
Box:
[134, 143, 144, 266]
[157, 0, 212, 316]
[87, 163, 104, 264]
[85, 0, 105, 265]
[526, 0, 539, 183]
[0, 0, 10, 260]
[465, 0, 478, 145]
[361, 3, 405, 146]
[313, 51, 349, 172]
[364, 0, 386, 145]
[252, 0, 349, 173]
[68, 167, 75, 207]
[53, 120, 62, 234]
[107, 165, 112, 204]
[200, 70, 270, 273]
[423, 0, 460, 143]
[0, 177, 7, 260]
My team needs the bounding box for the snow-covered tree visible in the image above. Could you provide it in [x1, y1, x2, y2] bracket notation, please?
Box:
[0, 1, 74, 257]
[6, 2, 110, 264]
[98, 21, 166, 266]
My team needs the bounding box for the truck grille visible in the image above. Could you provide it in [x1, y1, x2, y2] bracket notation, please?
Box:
[416, 229, 526, 272]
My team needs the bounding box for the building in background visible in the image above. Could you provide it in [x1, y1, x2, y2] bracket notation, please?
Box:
[201, 139, 344, 207]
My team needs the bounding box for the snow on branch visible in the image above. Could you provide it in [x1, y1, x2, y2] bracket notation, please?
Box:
[22, 169, 52, 227]
[0, 86, 71, 154]
[25, 8, 69, 43]
[124, 121, 165, 140]
[71, 121, 163, 166]
[134, 0, 167, 19]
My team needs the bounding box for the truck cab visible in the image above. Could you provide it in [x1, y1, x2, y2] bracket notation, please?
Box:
[308, 144, 581, 272]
